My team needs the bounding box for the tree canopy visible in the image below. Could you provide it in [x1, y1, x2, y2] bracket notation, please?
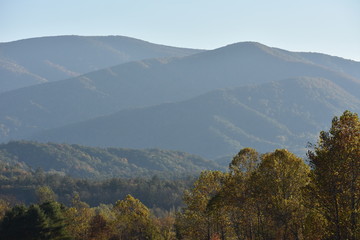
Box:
[0, 111, 359, 239]
[308, 110, 360, 239]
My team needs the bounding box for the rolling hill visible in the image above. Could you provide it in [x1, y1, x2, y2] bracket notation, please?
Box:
[0, 140, 222, 178]
[0, 35, 202, 92]
[32, 77, 360, 159]
[0, 41, 359, 144]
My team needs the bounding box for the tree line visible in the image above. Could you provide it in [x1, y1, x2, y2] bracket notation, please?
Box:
[0, 140, 221, 179]
[0, 193, 176, 240]
[176, 111, 359, 240]
[0, 167, 194, 210]
[0, 110, 359, 239]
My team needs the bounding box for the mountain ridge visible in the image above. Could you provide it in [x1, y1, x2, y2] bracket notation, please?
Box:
[0, 35, 203, 92]
[31, 77, 360, 159]
[1, 40, 359, 151]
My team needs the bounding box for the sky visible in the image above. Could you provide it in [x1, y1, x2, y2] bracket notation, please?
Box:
[1, 0, 359, 61]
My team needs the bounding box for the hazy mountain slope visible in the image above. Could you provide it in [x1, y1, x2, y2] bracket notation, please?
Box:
[1, 42, 359, 143]
[296, 52, 360, 80]
[0, 35, 202, 92]
[32, 77, 360, 159]
[243, 45, 360, 80]
[153, 42, 360, 98]
[0, 141, 222, 178]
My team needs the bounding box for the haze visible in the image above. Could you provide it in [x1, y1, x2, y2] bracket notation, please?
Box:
[1, 0, 359, 61]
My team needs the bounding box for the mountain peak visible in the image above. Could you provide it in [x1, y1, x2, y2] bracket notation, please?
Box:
[223, 41, 266, 48]
[213, 41, 269, 53]
[200, 41, 308, 63]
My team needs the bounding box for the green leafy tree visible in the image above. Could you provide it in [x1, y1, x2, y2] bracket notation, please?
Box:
[308, 110, 360, 240]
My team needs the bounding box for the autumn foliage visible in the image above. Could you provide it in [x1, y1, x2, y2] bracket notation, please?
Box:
[0, 111, 359, 240]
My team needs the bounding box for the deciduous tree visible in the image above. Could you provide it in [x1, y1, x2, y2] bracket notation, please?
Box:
[250, 149, 310, 239]
[113, 194, 157, 239]
[176, 171, 230, 240]
[308, 110, 360, 240]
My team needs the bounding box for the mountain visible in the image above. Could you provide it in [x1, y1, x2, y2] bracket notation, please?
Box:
[296, 52, 360, 80]
[0, 140, 222, 178]
[32, 77, 360, 159]
[0, 35, 202, 92]
[1, 42, 359, 143]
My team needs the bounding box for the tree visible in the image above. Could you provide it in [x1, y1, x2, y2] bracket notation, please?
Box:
[0, 199, 10, 220]
[176, 149, 312, 240]
[36, 186, 57, 203]
[229, 147, 260, 174]
[0, 202, 70, 240]
[308, 110, 360, 240]
[39, 201, 70, 240]
[175, 171, 231, 240]
[0, 205, 29, 240]
[87, 213, 112, 240]
[223, 148, 260, 240]
[152, 212, 177, 240]
[250, 149, 310, 239]
[113, 194, 157, 240]
[64, 193, 94, 240]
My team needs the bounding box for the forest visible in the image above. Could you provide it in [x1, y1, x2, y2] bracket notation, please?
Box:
[0, 110, 359, 240]
[0, 141, 222, 179]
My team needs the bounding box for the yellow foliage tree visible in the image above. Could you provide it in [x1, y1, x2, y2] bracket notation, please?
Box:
[176, 171, 231, 240]
[113, 194, 157, 239]
[250, 149, 310, 239]
[64, 193, 94, 240]
[308, 110, 360, 240]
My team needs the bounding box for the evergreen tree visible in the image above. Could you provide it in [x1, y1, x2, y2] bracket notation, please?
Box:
[40, 201, 71, 240]
[0, 203, 70, 240]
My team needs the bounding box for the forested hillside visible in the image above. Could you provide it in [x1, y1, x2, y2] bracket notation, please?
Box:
[32, 77, 360, 158]
[0, 111, 358, 239]
[0, 141, 222, 179]
[0, 162, 194, 209]
[0, 36, 359, 239]
[1, 42, 359, 147]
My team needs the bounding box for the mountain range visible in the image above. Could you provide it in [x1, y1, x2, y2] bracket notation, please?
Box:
[32, 77, 360, 159]
[0, 36, 359, 160]
[0, 35, 202, 92]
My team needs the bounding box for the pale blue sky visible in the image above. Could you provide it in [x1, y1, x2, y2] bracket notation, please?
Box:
[1, 0, 359, 60]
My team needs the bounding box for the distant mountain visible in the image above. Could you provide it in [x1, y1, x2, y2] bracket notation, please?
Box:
[32, 77, 360, 159]
[0, 141, 222, 178]
[0, 35, 202, 92]
[296, 52, 360, 80]
[1, 42, 359, 143]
